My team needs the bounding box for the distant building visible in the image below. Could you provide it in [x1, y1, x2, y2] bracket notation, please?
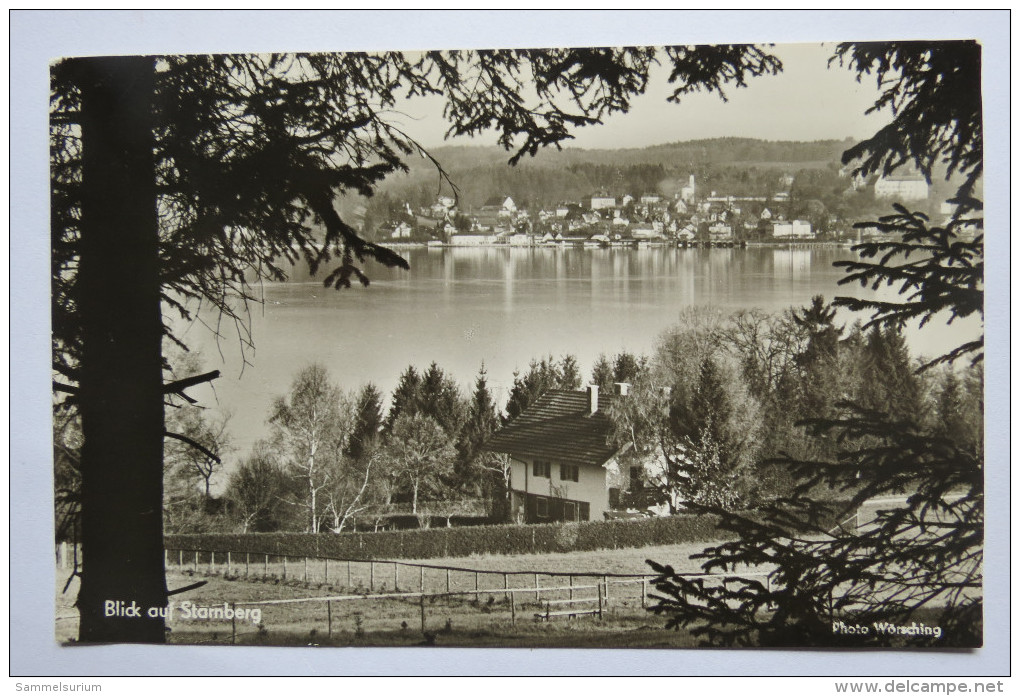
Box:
[708, 224, 733, 242]
[875, 172, 929, 201]
[430, 195, 457, 217]
[640, 193, 662, 205]
[386, 221, 413, 239]
[631, 225, 661, 240]
[772, 219, 814, 239]
[448, 233, 494, 246]
[590, 193, 617, 210]
[680, 175, 696, 202]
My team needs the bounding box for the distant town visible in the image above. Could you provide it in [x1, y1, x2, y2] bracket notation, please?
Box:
[365, 167, 972, 249]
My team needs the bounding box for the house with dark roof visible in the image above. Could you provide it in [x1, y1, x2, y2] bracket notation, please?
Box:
[486, 385, 629, 523]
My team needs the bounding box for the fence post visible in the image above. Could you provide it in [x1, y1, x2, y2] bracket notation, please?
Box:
[347, 560, 352, 589]
[568, 575, 574, 601]
[446, 568, 451, 594]
[535, 574, 540, 602]
[230, 602, 236, 644]
[303, 556, 308, 583]
[324, 558, 329, 585]
[474, 572, 479, 594]
[597, 582, 604, 619]
[510, 590, 516, 626]
[370, 562, 375, 592]
[179, 549, 183, 567]
[393, 562, 398, 592]
[264, 554, 269, 577]
[226, 552, 231, 575]
[327, 601, 333, 639]
[420, 565, 424, 593]
[245, 553, 249, 578]
[194, 551, 198, 572]
[503, 573, 509, 602]
[603, 575, 609, 609]
[641, 578, 647, 608]
[210, 551, 214, 574]
[282, 555, 287, 580]
[419, 594, 426, 633]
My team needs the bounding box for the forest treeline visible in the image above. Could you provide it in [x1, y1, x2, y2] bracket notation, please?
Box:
[365, 138, 856, 213]
[55, 297, 982, 539]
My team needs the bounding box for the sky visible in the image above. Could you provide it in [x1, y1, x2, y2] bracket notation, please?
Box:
[391, 43, 890, 151]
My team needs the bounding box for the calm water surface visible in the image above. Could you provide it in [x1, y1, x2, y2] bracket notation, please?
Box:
[180, 246, 976, 455]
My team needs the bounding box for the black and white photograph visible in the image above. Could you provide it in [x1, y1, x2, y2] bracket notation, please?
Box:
[13, 9, 1009, 677]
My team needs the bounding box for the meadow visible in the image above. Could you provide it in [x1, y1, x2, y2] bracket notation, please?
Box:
[57, 541, 731, 648]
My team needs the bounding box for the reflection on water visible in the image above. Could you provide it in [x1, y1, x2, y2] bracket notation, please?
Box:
[773, 248, 812, 280]
[184, 246, 979, 453]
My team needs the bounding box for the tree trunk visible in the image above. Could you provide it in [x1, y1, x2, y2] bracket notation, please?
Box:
[74, 56, 167, 642]
[308, 477, 318, 533]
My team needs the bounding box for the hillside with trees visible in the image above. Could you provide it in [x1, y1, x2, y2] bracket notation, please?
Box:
[368, 138, 855, 211]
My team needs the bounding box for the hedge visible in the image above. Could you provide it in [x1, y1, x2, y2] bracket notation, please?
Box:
[167, 501, 855, 563]
[166, 514, 731, 562]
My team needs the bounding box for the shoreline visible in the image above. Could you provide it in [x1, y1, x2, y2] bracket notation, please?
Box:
[383, 240, 854, 250]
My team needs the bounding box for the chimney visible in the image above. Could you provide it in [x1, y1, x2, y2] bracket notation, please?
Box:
[614, 382, 631, 397]
[586, 384, 599, 415]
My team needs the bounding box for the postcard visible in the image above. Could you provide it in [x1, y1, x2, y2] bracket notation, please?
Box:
[14, 9, 1008, 678]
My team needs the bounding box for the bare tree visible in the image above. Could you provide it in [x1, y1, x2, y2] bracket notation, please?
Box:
[322, 448, 377, 533]
[480, 452, 514, 522]
[387, 413, 457, 524]
[269, 365, 357, 533]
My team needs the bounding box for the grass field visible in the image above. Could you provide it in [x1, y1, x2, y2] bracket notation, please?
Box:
[57, 541, 726, 647]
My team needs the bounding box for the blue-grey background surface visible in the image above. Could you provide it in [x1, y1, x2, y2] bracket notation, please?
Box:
[11, 9, 1009, 676]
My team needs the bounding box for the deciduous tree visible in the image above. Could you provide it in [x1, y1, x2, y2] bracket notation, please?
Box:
[269, 364, 357, 533]
[225, 442, 291, 533]
[387, 413, 457, 521]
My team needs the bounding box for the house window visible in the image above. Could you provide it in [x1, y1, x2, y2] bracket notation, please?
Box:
[533, 460, 550, 478]
[630, 466, 644, 490]
[536, 496, 549, 518]
[559, 463, 579, 482]
[563, 501, 577, 522]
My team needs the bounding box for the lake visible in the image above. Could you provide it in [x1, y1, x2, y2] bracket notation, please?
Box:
[179, 245, 976, 456]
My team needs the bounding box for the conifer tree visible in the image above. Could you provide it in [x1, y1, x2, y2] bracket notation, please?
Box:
[648, 40, 985, 648]
[349, 383, 384, 463]
[418, 362, 467, 437]
[457, 365, 502, 497]
[386, 366, 422, 432]
[590, 354, 616, 392]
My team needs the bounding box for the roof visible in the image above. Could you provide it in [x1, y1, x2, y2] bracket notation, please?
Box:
[486, 389, 620, 466]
